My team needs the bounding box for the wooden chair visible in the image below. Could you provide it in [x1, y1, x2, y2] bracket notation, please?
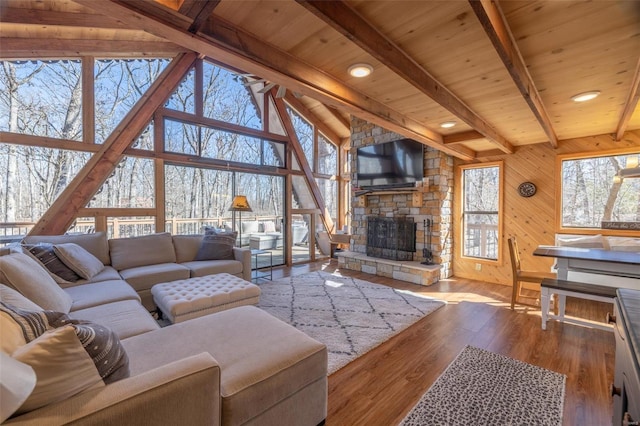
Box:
[508, 237, 556, 310]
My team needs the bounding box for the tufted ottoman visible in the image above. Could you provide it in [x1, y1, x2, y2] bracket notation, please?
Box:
[151, 273, 261, 323]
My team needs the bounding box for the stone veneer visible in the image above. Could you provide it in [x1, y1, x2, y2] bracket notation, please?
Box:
[342, 116, 454, 284]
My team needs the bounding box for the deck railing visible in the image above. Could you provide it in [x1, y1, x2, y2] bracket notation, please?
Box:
[0, 216, 284, 246]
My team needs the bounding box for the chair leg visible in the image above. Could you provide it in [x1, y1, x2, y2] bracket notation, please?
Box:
[511, 280, 519, 310]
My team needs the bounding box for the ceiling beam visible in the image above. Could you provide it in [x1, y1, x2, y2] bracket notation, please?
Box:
[615, 56, 640, 141]
[178, 0, 221, 33]
[0, 6, 128, 29]
[296, 0, 513, 154]
[325, 105, 351, 134]
[73, 0, 476, 160]
[469, 0, 558, 148]
[29, 52, 197, 235]
[0, 38, 185, 58]
[443, 130, 485, 145]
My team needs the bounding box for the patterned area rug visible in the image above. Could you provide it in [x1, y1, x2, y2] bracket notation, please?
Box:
[400, 345, 566, 426]
[257, 270, 445, 374]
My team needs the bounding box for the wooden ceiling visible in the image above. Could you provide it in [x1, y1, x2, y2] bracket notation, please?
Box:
[1, 0, 639, 159]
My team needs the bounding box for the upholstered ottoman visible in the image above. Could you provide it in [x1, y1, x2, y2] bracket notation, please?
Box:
[151, 273, 261, 323]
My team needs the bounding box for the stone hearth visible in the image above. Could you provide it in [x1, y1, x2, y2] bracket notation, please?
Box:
[336, 251, 441, 286]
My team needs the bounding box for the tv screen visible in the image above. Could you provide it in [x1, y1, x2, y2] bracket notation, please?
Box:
[356, 139, 424, 189]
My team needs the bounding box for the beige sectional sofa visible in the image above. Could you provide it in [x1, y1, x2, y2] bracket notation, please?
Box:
[22, 232, 252, 310]
[0, 233, 328, 425]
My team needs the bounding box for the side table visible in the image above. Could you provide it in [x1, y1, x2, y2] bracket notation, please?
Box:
[251, 249, 273, 282]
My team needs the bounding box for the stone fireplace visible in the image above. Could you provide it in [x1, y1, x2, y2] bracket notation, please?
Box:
[366, 216, 416, 261]
[337, 116, 454, 285]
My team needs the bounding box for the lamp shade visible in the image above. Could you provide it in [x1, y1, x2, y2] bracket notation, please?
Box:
[228, 195, 253, 212]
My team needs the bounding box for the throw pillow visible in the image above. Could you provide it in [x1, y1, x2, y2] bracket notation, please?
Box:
[12, 326, 107, 414]
[0, 302, 64, 353]
[0, 253, 73, 313]
[1, 302, 129, 414]
[0, 351, 36, 423]
[54, 243, 104, 280]
[263, 221, 276, 233]
[22, 243, 82, 283]
[195, 230, 237, 261]
[557, 234, 606, 249]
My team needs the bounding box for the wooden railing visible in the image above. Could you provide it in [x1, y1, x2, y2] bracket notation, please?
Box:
[0, 222, 35, 245]
[464, 222, 499, 259]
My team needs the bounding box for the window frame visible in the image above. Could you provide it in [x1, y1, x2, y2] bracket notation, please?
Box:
[458, 161, 503, 263]
[555, 148, 640, 236]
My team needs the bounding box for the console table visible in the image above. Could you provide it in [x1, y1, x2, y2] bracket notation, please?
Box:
[612, 289, 640, 425]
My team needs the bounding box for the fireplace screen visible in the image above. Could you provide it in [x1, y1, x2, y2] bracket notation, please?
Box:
[367, 216, 416, 261]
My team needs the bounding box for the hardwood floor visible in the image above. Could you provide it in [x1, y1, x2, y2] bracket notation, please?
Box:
[270, 259, 615, 426]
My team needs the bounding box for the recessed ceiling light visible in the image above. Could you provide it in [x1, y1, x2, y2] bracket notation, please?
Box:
[571, 91, 601, 102]
[440, 121, 457, 129]
[348, 63, 373, 78]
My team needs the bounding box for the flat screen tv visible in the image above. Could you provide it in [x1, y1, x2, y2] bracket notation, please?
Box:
[356, 138, 424, 190]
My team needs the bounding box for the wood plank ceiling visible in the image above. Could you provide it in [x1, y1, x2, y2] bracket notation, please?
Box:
[1, 0, 639, 160]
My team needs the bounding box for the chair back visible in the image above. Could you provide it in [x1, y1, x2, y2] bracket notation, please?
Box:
[507, 237, 521, 280]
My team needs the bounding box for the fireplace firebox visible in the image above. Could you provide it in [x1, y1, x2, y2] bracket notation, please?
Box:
[366, 216, 416, 261]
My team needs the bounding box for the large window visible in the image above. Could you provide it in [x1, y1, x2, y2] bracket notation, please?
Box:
[559, 150, 640, 229]
[461, 163, 502, 260]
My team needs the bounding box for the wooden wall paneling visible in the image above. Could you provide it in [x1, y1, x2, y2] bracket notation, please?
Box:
[454, 129, 640, 286]
[28, 52, 197, 235]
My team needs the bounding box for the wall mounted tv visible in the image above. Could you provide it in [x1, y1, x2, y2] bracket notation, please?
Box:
[356, 138, 424, 190]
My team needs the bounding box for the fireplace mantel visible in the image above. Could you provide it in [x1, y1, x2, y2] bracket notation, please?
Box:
[354, 190, 423, 207]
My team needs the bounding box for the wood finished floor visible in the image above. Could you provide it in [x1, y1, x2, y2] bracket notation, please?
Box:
[269, 259, 614, 426]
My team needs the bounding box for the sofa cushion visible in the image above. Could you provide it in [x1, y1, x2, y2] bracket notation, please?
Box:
[181, 259, 243, 278]
[241, 221, 260, 234]
[54, 243, 105, 280]
[172, 234, 204, 263]
[56, 266, 122, 289]
[66, 280, 141, 311]
[263, 221, 276, 233]
[607, 236, 640, 252]
[21, 243, 82, 283]
[70, 300, 160, 340]
[122, 305, 327, 425]
[0, 284, 42, 311]
[109, 233, 176, 271]
[195, 231, 237, 261]
[118, 263, 191, 293]
[22, 232, 111, 265]
[0, 253, 73, 313]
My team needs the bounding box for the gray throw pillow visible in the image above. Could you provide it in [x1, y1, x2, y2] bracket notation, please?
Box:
[195, 231, 237, 261]
[53, 243, 105, 280]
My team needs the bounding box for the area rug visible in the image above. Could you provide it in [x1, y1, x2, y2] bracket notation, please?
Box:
[399, 345, 566, 426]
[256, 270, 445, 374]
